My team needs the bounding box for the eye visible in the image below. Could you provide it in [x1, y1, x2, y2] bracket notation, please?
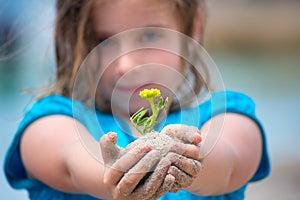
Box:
[140, 31, 161, 43]
[99, 38, 113, 46]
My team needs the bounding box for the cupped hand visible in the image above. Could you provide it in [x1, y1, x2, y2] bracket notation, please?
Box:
[100, 132, 175, 200]
[161, 152, 202, 193]
[161, 124, 202, 145]
[160, 124, 203, 192]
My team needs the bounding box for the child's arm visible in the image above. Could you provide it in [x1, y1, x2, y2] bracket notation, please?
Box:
[164, 113, 262, 196]
[20, 115, 111, 198]
[20, 115, 168, 199]
[189, 113, 262, 195]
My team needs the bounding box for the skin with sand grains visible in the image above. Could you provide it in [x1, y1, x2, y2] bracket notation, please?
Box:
[100, 88, 203, 197]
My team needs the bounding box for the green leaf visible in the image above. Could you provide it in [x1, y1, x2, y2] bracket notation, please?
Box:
[130, 89, 168, 135]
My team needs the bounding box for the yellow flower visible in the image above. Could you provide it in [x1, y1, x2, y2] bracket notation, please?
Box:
[139, 88, 161, 99]
[131, 88, 168, 135]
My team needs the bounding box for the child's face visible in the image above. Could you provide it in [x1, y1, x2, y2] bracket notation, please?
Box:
[91, 0, 185, 115]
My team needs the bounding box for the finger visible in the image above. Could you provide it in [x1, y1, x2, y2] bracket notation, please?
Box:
[151, 174, 175, 199]
[166, 152, 202, 176]
[161, 124, 202, 144]
[100, 132, 122, 165]
[135, 158, 175, 199]
[105, 145, 152, 186]
[117, 150, 161, 196]
[168, 166, 193, 192]
[136, 158, 172, 198]
[169, 141, 201, 160]
[130, 158, 172, 199]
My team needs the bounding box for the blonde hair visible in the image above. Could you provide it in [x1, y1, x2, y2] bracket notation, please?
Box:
[53, 0, 207, 112]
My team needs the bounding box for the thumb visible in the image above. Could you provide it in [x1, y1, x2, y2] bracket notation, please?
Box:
[161, 124, 202, 145]
[100, 132, 122, 165]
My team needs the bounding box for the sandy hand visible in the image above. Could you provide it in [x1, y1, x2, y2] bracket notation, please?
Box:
[100, 132, 123, 165]
[161, 124, 202, 145]
[161, 124, 203, 192]
[100, 132, 175, 200]
[163, 152, 202, 193]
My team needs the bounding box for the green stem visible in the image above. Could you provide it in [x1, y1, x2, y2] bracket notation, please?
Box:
[147, 97, 157, 133]
[130, 88, 168, 135]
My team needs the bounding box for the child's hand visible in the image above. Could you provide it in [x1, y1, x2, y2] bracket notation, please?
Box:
[161, 124, 202, 145]
[160, 152, 202, 193]
[160, 124, 203, 192]
[100, 132, 175, 199]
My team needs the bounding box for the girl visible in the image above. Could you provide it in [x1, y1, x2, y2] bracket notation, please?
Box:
[5, 0, 270, 199]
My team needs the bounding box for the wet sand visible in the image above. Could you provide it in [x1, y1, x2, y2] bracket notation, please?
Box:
[245, 162, 300, 200]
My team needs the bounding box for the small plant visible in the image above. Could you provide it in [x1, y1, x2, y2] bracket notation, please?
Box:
[130, 88, 168, 135]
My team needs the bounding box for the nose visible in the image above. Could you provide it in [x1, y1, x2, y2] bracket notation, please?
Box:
[116, 52, 137, 76]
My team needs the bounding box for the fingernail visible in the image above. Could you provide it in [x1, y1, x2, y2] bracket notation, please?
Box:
[193, 130, 202, 144]
[143, 145, 152, 152]
[166, 173, 175, 181]
[134, 145, 151, 154]
[193, 135, 202, 144]
[108, 132, 117, 144]
[167, 167, 173, 175]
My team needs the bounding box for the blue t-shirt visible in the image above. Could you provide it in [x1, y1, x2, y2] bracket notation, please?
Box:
[4, 91, 270, 200]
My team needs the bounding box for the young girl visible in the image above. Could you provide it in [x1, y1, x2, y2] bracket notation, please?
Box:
[5, 0, 270, 199]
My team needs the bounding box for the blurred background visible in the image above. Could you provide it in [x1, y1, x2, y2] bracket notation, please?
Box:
[0, 0, 299, 199]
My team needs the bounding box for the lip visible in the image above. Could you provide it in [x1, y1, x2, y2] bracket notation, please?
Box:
[116, 83, 154, 93]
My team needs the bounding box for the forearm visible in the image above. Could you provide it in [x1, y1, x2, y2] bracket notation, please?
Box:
[20, 116, 112, 199]
[186, 138, 236, 195]
[186, 113, 262, 196]
[64, 140, 112, 199]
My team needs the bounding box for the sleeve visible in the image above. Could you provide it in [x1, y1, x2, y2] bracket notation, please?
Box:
[4, 95, 83, 190]
[200, 90, 271, 182]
